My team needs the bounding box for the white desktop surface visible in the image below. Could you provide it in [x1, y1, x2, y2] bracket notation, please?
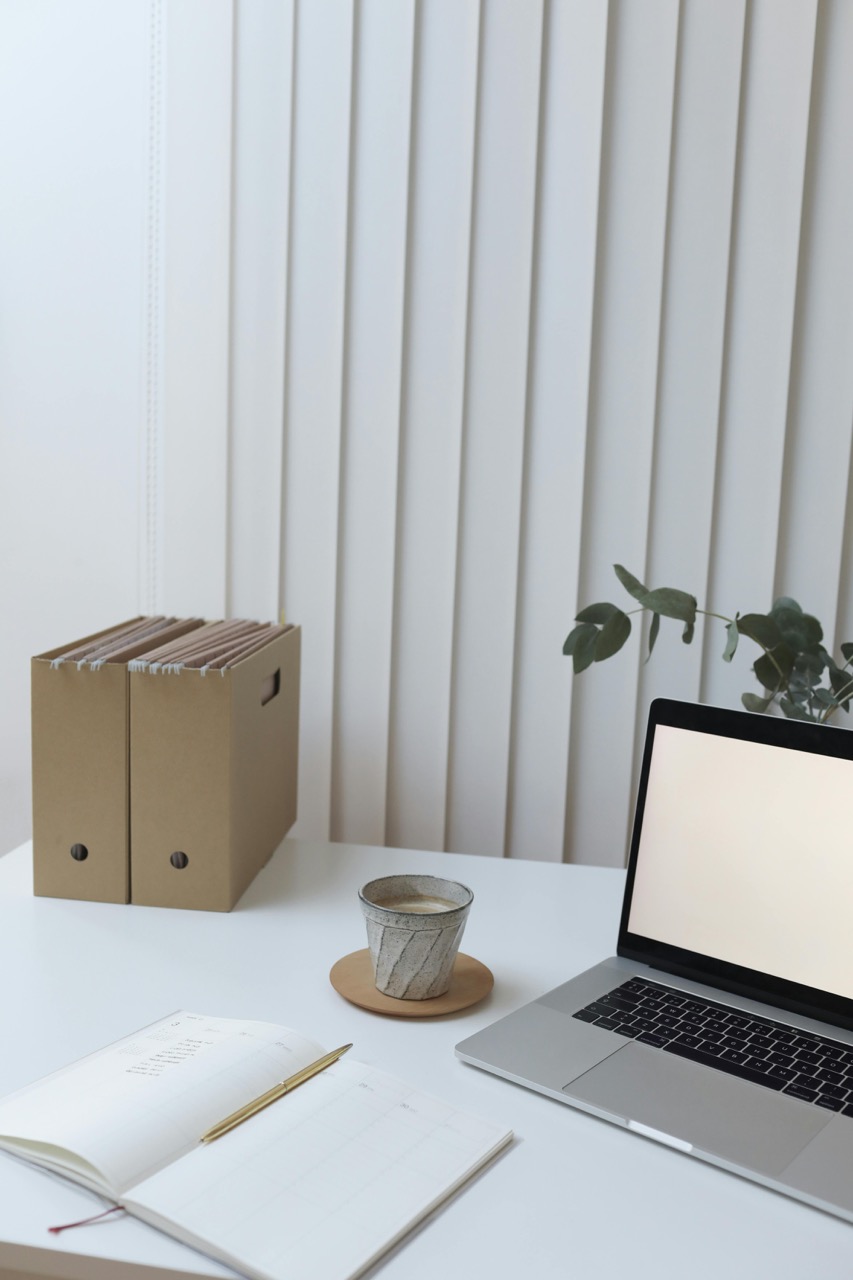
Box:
[0, 837, 850, 1280]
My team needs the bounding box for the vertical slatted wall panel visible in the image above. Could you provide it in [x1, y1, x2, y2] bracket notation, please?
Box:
[776, 0, 853, 649]
[818, 0, 853, 655]
[331, 0, 416, 845]
[445, 0, 545, 858]
[227, 0, 294, 622]
[161, 0, 233, 618]
[280, 0, 355, 840]
[182, 0, 853, 865]
[701, 0, 817, 711]
[632, 0, 745, 793]
[385, 0, 481, 854]
[506, 0, 607, 862]
[564, 0, 679, 867]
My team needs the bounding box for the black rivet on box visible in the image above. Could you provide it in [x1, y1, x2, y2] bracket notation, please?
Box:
[170, 851, 189, 869]
[70, 844, 88, 861]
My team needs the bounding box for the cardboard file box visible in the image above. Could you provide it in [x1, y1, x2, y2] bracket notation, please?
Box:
[129, 625, 300, 911]
[31, 618, 203, 903]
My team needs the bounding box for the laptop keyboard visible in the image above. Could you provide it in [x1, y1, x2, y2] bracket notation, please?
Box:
[573, 977, 853, 1115]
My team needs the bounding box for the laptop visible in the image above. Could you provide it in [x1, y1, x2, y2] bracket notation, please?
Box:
[456, 697, 853, 1221]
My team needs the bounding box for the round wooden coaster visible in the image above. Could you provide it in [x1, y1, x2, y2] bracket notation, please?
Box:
[329, 949, 494, 1018]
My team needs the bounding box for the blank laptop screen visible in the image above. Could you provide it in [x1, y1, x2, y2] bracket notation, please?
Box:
[625, 724, 853, 1002]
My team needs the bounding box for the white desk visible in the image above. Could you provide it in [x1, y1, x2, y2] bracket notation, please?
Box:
[0, 838, 850, 1279]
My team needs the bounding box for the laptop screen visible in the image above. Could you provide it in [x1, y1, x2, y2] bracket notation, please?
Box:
[618, 700, 853, 1029]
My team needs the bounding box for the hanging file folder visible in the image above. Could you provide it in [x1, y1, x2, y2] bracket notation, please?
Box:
[31, 617, 204, 903]
[129, 625, 300, 910]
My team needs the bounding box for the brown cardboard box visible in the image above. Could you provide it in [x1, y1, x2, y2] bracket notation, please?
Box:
[31, 618, 204, 903]
[129, 625, 300, 911]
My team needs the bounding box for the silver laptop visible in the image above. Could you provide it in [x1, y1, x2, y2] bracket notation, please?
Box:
[456, 697, 853, 1221]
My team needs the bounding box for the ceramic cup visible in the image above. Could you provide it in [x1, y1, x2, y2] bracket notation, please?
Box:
[358, 874, 474, 1000]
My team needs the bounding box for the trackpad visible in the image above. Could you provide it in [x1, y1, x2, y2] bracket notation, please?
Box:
[566, 1042, 828, 1175]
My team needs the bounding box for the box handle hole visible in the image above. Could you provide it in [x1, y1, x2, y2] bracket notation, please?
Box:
[260, 668, 280, 706]
[70, 843, 88, 862]
[170, 851, 189, 869]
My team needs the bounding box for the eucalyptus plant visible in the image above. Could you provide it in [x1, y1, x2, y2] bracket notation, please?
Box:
[563, 564, 853, 724]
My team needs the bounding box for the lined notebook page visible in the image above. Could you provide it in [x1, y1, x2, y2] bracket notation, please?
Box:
[126, 1058, 512, 1280]
[0, 1014, 324, 1197]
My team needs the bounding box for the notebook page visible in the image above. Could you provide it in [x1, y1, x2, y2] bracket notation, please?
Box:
[0, 1013, 323, 1198]
[126, 1058, 512, 1280]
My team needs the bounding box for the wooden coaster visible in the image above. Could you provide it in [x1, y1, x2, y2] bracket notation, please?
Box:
[329, 949, 494, 1018]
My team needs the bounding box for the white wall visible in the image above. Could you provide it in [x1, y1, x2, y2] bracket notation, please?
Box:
[3, 0, 853, 869]
[0, 1, 149, 852]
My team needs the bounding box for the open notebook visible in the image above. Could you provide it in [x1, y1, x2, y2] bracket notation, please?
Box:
[0, 1012, 511, 1280]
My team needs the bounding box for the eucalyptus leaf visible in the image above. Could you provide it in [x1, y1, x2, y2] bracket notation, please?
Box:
[830, 665, 853, 710]
[774, 607, 823, 651]
[722, 619, 739, 662]
[842, 642, 853, 664]
[563, 622, 596, 657]
[613, 564, 648, 603]
[641, 587, 697, 625]
[595, 610, 631, 661]
[647, 612, 660, 661]
[737, 613, 781, 650]
[742, 692, 773, 713]
[794, 649, 825, 678]
[771, 596, 802, 616]
[682, 619, 695, 644]
[754, 653, 782, 691]
[572, 625, 599, 673]
[779, 697, 815, 722]
[575, 601, 620, 625]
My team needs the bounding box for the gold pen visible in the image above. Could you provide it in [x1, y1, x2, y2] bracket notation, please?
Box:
[200, 1043, 353, 1144]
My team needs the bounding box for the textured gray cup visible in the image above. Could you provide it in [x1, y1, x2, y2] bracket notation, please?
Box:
[359, 874, 474, 1000]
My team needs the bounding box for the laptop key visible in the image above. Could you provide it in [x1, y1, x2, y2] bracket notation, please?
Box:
[603, 995, 640, 1014]
[815, 1095, 845, 1112]
[611, 1022, 640, 1037]
[585, 1001, 618, 1017]
[573, 1009, 599, 1023]
[742, 1056, 773, 1073]
[766, 1066, 798, 1083]
[636, 1032, 671, 1048]
[663, 1039, 786, 1090]
[594, 1017, 621, 1031]
[784, 1083, 819, 1103]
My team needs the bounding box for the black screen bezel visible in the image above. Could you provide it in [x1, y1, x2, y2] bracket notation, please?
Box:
[617, 698, 853, 1033]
